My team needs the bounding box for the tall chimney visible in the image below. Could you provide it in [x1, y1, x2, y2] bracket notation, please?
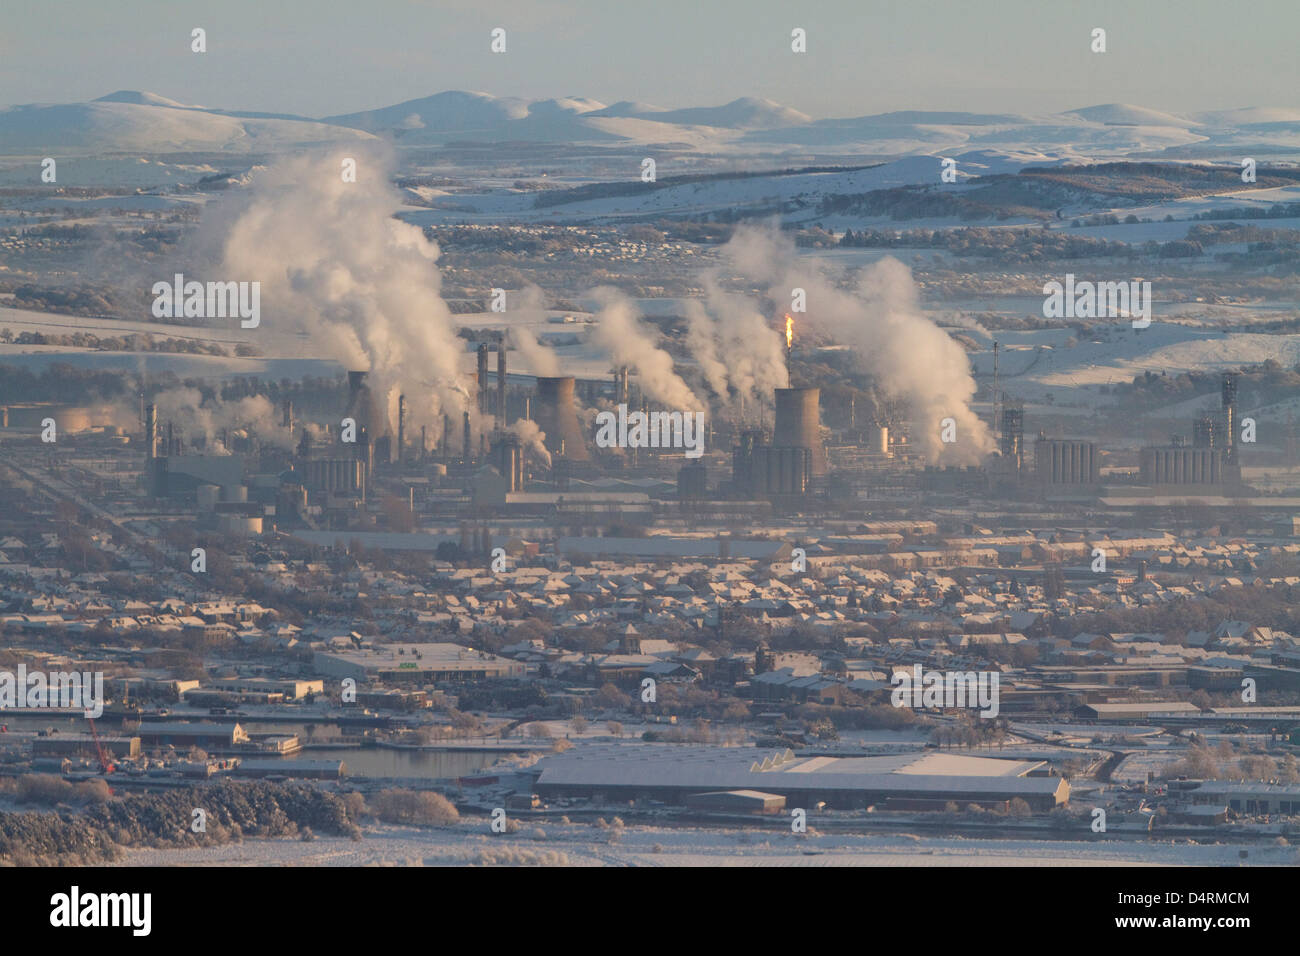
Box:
[145, 404, 157, 459]
[535, 376, 589, 462]
[773, 387, 825, 476]
[1222, 372, 1238, 465]
[477, 344, 489, 414]
[397, 394, 406, 464]
[497, 344, 508, 424]
[463, 411, 472, 466]
[282, 398, 293, 431]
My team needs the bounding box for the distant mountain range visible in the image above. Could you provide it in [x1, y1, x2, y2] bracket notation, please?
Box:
[1, 90, 1297, 160]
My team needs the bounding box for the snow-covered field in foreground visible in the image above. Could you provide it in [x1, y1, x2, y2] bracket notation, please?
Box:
[108, 822, 1297, 867]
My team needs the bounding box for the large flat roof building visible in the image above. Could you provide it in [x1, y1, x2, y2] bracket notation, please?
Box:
[534, 744, 1069, 811]
[313, 642, 526, 683]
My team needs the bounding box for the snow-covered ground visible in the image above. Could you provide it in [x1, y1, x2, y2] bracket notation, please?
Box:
[108, 820, 1299, 867]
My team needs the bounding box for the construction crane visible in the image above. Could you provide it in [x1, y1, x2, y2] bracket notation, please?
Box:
[86, 716, 116, 777]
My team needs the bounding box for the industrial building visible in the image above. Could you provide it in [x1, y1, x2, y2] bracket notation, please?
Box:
[533, 745, 1069, 811]
[732, 432, 812, 497]
[32, 734, 141, 760]
[135, 722, 251, 750]
[1035, 438, 1099, 487]
[1140, 445, 1224, 486]
[312, 642, 526, 682]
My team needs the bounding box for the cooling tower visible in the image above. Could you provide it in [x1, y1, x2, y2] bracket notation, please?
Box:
[773, 387, 824, 476]
[535, 376, 589, 462]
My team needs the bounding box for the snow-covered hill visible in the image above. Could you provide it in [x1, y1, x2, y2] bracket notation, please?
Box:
[2, 90, 1296, 162]
[0, 94, 377, 154]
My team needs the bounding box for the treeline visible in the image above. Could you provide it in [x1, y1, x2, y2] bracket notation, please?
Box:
[532, 164, 879, 209]
[838, 226, 1132, 261]
[0, 329, 246, 356]
[0, 364, 129, 404]
[1192, 201, 1300, 221]
[0, 780, 361, 866]
[1109, 359, 1300, 406]
[5, 283, 137, 318]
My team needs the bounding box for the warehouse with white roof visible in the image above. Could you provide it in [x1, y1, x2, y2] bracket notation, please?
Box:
[533, 744, 1069, 811]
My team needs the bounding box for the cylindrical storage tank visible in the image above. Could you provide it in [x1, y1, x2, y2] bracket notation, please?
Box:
[197, 484, 220, 511]
[871, 425, 889, 456]
[773, 387, 824, 476]
[535, 376, 589, 462]
[216, 515, 262, 535]
[222, 484, 248, 503]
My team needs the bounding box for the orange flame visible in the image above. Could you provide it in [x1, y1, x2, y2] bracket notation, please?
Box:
[785, 314, 794, 351]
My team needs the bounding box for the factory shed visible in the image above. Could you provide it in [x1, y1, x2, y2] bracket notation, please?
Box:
[534, 744, 1068, 811]
[686, 790, 786, 813]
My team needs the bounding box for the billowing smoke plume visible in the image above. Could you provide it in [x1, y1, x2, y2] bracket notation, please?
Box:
[151, 388, 292, 453]
[505, 285, 561, 376]
[509, 418, 552, 468]
[589, 286, 698, 411]
[723, 224, 992, 463]
[193, 150, 466, 439]
[685, 271, 788, 418]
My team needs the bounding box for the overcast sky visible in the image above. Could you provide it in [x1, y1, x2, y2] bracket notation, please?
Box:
[3, 0, 1297, 118]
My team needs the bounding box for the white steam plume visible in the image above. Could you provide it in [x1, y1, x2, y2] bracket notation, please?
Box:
[589, 286, 698, 411]
[723, 223, 992, 463]
[151, 388, 292, 453]
[509, 419, 553, 468]
[505, 286, 561, 376]
[685, 271, 788, 417]
[194, 150, 468, 439]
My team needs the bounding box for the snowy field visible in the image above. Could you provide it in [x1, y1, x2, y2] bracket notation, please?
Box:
[108, 820, 1298, 867]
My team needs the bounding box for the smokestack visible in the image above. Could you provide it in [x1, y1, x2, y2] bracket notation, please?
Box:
[145, 404, 156, 460]
[1222, 372, 1238, 465]
[166, 422, 174, 458]
[773, 387, 825, 476]
[1000, 407, 1024, 471]
[420, 425, 427, 461]
[397, 394, 406, 464]
[535, 376, 589, 462]
[496, 436, 523, 492]
[463, 411, 472, 466]
[477, 344, 489, 415]
[497, 344, 508, 425]
[345, 370, 379, 436]
[282, 398, 293, 431]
